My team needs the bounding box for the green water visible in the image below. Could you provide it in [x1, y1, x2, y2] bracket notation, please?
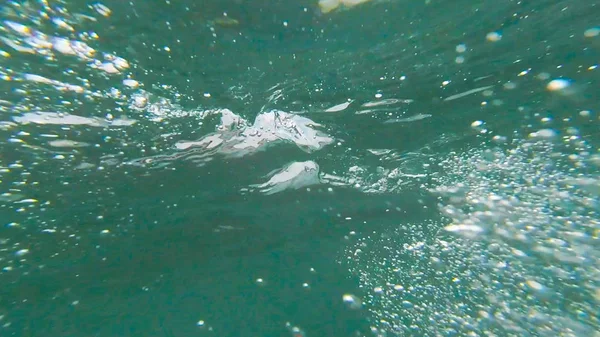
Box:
[1, 0, 599, 336]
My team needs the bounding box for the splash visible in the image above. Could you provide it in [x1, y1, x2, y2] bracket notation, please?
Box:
[128, 109, 334, 168]
[247, 161, 321, 195]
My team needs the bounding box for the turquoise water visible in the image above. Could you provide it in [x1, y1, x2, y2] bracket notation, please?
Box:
[1, 0, 599, 336]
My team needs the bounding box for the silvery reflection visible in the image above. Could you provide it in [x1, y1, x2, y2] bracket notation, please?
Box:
[12, 111, 136, 127]
[249, 161, 321, 195]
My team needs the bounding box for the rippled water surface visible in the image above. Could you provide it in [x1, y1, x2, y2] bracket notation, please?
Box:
[1, 0, 599, 336]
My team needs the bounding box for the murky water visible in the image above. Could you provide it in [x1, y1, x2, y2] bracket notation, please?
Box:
[1, 0, 599, 336]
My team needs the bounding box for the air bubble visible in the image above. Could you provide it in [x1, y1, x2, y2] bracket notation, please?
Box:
[342, 294, 363, 309]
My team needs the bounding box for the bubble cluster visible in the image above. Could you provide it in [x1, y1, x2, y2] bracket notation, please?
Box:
[0, 1, 137, 113]
[342, 129, 600, 336]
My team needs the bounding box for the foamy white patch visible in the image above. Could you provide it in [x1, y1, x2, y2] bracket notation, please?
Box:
[249, 161, 321, 195]
[318, 0, 375, 14]
[325, 100, 353, 112]
[128, 109, 334, 167]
